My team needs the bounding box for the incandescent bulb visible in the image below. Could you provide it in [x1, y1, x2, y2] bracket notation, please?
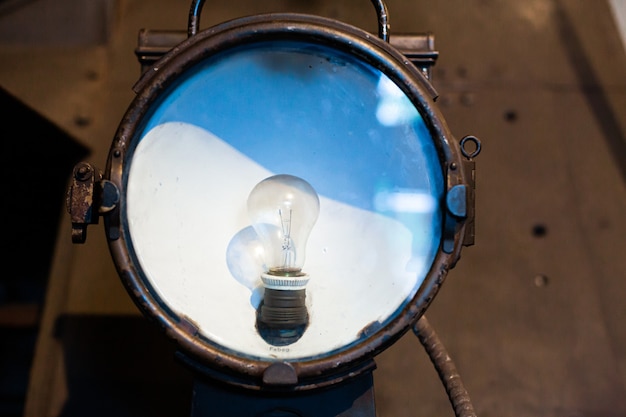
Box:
[247, 174, 320, 332]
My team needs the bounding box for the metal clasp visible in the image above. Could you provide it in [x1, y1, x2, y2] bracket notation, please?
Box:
[442, 136, 482, 256]
[66, 162, 119, 243]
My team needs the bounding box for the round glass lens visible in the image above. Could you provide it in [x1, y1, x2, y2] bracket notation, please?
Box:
[125, 40, 443, 360]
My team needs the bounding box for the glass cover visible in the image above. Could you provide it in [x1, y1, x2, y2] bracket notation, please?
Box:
[125, 40, 443, 361]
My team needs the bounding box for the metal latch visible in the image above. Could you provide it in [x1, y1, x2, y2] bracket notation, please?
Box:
[66, 162, 119, 243]
[442, 135, 481, 255]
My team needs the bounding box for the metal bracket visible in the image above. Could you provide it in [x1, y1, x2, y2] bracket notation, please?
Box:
[459, 135, 481, 247]
[442, 135, 481, 255]
[66, 162, 120, 244]
[135, 29, 438, 79]
[136, 0, 437, 79]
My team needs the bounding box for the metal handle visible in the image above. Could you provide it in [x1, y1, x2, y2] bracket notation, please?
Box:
[187, 0, 390, 42]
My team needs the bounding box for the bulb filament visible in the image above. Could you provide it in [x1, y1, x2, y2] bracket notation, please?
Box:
[279, 208, 296, 271]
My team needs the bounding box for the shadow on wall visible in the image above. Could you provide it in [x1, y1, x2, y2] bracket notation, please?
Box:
[55, 315, 193, 417]
[0, 87, 89, 417]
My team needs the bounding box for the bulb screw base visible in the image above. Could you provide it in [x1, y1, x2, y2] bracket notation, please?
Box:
[259, 288, 308, 328]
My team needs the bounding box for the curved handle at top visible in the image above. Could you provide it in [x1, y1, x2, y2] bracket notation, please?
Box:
[187, 0, 389, 42]
[370, 0, 389, 42]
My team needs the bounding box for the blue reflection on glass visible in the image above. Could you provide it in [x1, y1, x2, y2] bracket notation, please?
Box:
[139, 40, 443, 265]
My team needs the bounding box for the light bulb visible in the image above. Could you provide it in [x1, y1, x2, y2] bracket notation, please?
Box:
[247, 174, 320, 331]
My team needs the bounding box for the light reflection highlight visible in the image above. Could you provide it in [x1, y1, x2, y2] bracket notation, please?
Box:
[375, 75, 418, 127]
[374, 189, 436, 213]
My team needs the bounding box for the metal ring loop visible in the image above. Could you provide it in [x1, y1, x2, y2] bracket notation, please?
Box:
[460, 135, 481, 159]
[187, 0, 390, 42]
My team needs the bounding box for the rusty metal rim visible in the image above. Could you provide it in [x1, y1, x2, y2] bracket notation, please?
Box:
[105, 13, 468, 390]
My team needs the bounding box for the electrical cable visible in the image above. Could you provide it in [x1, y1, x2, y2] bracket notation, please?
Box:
[413, 315, 478, 417]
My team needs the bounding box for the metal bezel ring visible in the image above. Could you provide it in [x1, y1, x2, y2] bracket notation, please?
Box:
[104, 13, 471, 391]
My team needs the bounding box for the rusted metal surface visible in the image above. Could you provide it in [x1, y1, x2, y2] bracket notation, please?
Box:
[66, 162, 101, 244]
[66, 162, 119, 243]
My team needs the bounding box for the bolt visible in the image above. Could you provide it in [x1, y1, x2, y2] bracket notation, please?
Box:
[76, 164, 91, 181]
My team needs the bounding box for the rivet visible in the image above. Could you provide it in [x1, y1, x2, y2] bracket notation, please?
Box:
[534, 274, 549, 287]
